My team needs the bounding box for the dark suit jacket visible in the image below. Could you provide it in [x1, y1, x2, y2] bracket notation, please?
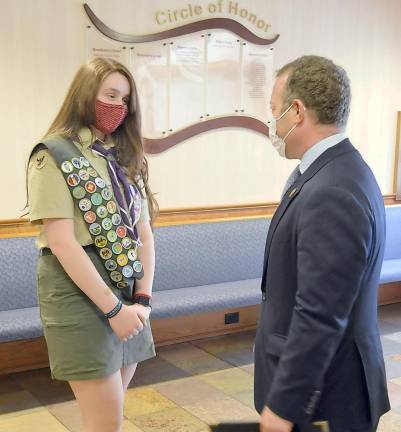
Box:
[254, 139, 390, 430]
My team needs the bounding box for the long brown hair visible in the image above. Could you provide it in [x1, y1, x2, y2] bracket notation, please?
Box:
[45, 57, 158, 221]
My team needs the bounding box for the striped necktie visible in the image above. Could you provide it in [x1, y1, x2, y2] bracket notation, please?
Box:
[91, 141, 142, 246]
[281, 165, 301, 200]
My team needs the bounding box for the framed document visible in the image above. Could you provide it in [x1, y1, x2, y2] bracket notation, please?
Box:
[242, 44, 274, 122]
[206, 31, 241, 117]
[131, 44, 169, 138]
[86, 25, 130, 68]
[169, 34, 205, 132]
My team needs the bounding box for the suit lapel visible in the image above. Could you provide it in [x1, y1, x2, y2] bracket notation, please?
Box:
[261, 139, 355, 289]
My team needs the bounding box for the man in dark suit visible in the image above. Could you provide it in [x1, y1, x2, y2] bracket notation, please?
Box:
[254, 55, 390, 432]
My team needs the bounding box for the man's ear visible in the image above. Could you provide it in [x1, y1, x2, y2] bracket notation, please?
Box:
[293, 99, 306, 122]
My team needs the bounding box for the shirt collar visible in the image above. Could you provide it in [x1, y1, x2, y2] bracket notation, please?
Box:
[299, 132, 347, 174]
[76, 127, 114, 149]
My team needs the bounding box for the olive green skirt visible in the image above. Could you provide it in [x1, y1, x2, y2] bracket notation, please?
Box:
[37, 250, 155, 381]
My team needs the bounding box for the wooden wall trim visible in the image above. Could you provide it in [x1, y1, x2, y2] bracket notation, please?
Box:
[1, 196, 400, 239]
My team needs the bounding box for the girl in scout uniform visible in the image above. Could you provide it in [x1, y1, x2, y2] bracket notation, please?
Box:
[27, 57, 158, 432]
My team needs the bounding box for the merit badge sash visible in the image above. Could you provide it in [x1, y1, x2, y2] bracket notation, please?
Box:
[42, 137, 144, 295]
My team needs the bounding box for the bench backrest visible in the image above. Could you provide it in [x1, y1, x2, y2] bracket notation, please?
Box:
[1, 205, 399, 311]
[0, 218, 269, 310]
[384, 205, 401, 260]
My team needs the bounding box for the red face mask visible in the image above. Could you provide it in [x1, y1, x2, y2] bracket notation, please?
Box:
[94, 99, 128, 135]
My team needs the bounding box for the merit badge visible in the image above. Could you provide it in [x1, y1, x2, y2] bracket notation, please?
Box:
[122, 265, 134, 278]
[101, 188, 113, 201]
[133, 260, 143, 273]
[78, 169, 90, 181]
[110, 271, 123, 282]
[84, 211, 96, 224]
[80, 157, 90, 167]
[117, 281, 129, 289]
[112, 242, 123, 255]
[89, 223, 102, 236]
[96, 206, 108, 218]
[94, 235, 107, 248]
[99, 248, 112, 259]
[61, 161, 74, 173]
[116, 226, 127, 238]
[105, 259, 117, 271]
[79, 198, 91, 211]
[71, 157, 83, 169]
[95, 177, 106, 188]
[102, 218, 112, 231]
[85, 181, 96, 194]
[72, 186, 85, 199]
[127, 249, 137, 261]
[106, 201, 117, 214]
[117, 254, 128, 267]
[107, 230, 118, 242]
[87, 167, 98, 177]
[67, 173, 80, 187]
[112, 214, 121, 225]
[91, 193, 102, 206]
[121, 237, 132, 249]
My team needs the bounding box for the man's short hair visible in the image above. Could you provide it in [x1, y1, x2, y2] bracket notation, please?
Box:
[277, 55, 351, 128]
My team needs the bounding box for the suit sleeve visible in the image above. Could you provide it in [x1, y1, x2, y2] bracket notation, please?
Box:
[265, 186, 373, 424]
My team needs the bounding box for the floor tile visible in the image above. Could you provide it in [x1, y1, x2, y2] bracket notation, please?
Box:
[122, 419, 144, 431]
[384, 358, 401, 380]
[231, 388, 255, 409]
[379, 319, 401, 335]
[46, 400, 81, 432]
[0, 410, 69, 432]
[377, 409, 401, 431]
[155, 376, 227, 406]
[129, 355, 191, 387]
[212, 348, 254, 367]
[0, 390, 42, 417]
[158, 344, 231, 375]
[133, 406, 209, 432]
[183, 395, 259, 424]
[387, 381, 401, 409]
[198, 368, 254, 395]
[11, 368, 73, 405]
[380, 336, 401, 356]
[124, 387, 176, 418]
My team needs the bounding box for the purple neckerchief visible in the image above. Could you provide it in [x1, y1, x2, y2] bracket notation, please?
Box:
[91, 141, 142, 246]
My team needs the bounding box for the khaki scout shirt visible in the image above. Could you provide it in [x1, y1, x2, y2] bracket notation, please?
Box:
[28, 127, 150, 249]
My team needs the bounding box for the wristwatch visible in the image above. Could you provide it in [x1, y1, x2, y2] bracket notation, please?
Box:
[134, 294, 152, 309]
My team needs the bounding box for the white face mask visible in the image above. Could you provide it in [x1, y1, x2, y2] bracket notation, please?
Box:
[267, 104, 297, 158]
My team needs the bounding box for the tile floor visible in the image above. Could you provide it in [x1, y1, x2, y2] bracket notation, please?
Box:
[1, 303, 401, 431]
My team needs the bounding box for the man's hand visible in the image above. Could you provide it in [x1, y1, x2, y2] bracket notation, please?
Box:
[260, 405, 293, 432]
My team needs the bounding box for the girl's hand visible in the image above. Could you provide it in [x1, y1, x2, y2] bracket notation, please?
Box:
[108, 304, 144, 341]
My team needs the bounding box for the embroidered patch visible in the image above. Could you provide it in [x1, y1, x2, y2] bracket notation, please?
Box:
[35, 153, 48, 169]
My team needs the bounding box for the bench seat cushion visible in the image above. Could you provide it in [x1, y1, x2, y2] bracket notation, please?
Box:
[380, 259, 401, 284]
[0, 307, 42, 343]
[152, 278, 262, 319]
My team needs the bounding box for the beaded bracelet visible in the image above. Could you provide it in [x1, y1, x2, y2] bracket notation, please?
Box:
[104, 300, 123, 319]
